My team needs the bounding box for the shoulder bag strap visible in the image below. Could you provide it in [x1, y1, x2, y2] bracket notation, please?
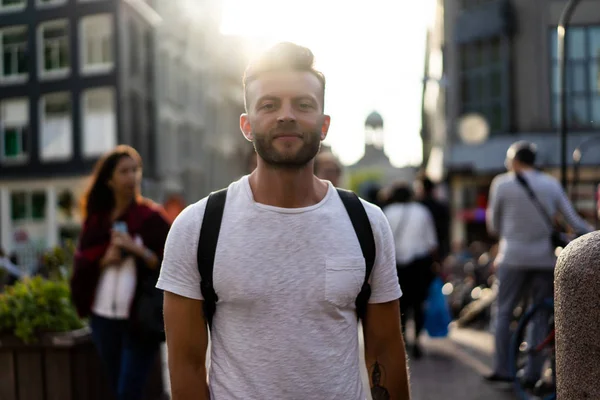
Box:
[515, 173, 555, 230]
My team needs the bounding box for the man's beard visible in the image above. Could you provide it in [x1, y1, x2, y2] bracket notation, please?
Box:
[252, 127, 321, 169]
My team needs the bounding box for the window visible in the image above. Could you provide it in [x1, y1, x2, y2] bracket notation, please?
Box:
[37, 0, 67, 7]
[460, 0, 496, 9]
[1, 26, 28, 81]
[0, 0, 25, 12]
[144, 30, 153, 86]
[551, 26, 600, 128]
[10, 190, 46, 221]
[460, 37, 507, 133]
[40, 92, 72, 160]
[129, 21, 140, 76]
[168, 56, 177, 101]
[1, 98, 29, 161]
[39, 20, 70, 77]
[80, 14, 114, 73]
[82, 88, 116, 157]
[130, 92, 142, 155]
[177, 127, 191, 168]
[146, 98, 156, 174]
[160, 51, 170, 100]
[179, 64, 188, 105]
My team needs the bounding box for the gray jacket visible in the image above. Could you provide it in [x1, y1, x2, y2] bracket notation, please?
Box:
[486, 170, 593, 269]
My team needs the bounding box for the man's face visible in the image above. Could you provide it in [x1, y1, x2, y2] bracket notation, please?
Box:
[240, 70, 330, 169]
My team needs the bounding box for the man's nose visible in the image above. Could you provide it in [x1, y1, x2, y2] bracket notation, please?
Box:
[277, 103, 296, 123]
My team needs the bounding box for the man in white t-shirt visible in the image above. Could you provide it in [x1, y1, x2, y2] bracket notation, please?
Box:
[156, 42, 409, 400]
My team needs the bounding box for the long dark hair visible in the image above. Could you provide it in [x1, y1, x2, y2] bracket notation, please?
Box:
[80, 145, 142, 219]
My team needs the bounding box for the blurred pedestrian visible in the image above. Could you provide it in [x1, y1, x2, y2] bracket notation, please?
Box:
[415, 176, 450, 262]
[384, 183, 438, 359]
[158, 42, 410, 400]
[71, 145, 171, 400]
[484, 140, 593, 386]
[314, 150, 343, 187]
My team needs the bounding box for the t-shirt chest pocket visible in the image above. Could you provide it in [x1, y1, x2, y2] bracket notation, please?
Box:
[325, 257, 365, 308]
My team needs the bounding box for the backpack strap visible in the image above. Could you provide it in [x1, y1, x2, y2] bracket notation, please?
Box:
[197, 187, 376, 327]
[197, 188, 228, 330]
[336, 188, 376, 322]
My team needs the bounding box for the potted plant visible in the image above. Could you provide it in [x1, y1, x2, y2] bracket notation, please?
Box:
[0, 275, 85, 343]
[0, 245, 166, 400]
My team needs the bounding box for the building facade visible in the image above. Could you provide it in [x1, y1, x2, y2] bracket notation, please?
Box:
[0, 0, 160, 265]
[0, 0, 250, 266]
[149, 0, 249, 206]
[422, 0, 600, 244]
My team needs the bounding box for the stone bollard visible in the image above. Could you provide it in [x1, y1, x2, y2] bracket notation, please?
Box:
[555, 231, 600, 399]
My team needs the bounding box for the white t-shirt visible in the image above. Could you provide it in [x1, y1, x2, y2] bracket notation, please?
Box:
[156, 175, 402, 400]
[384, 202, 438, 265]
[92, 235, 142, 319]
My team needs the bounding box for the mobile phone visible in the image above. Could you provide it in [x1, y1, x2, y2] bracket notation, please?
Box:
[112, 221, 129, 257]
[113, 221, 128, 233]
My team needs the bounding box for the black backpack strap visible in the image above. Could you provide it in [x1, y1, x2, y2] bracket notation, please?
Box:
[197, 188, 228, 329]
[336, 188, 376, 322]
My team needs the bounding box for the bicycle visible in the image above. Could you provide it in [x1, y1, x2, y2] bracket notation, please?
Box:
[510, 297, 556, 400]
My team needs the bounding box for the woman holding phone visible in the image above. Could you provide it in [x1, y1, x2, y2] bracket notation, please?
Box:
[71, 145, 171, 400]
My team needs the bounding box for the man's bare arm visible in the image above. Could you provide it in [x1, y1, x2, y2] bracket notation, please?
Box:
[164, 291, 209, 400]
[363, 299, 410, 400]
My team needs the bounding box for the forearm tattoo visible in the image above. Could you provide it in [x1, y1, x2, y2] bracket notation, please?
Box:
[370, 361, 390, 400]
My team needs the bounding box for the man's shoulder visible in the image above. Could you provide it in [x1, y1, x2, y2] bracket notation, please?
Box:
[535, 171, 561, 187]
[357, 197, 383, 217]
[491, 173, 520, 194]
[355, 197, 390, 233]
[172, 177, 245, 228]
[170, 197, 209, 233]
[492, 172, 514, 186]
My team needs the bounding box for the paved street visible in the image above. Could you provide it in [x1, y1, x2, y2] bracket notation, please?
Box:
[161, 325, 517, 400]
[404, 330, 515, 400]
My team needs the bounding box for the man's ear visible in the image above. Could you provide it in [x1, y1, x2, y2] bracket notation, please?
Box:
[240, 114, 253, 142]
[320, 115, 331, 141]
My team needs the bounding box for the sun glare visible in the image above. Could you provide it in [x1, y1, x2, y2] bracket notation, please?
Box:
[219, 0, 433, 168]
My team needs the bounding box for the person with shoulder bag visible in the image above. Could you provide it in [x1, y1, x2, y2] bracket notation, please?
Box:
[71, 145, 171, 400]
[484, 141, 593, 388]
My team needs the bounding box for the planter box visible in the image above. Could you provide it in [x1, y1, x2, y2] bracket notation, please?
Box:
[0, 327, 166, 400]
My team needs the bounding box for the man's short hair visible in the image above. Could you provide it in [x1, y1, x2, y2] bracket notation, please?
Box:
[243, 42, 326, 111]
[507, 141, 537, 166]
